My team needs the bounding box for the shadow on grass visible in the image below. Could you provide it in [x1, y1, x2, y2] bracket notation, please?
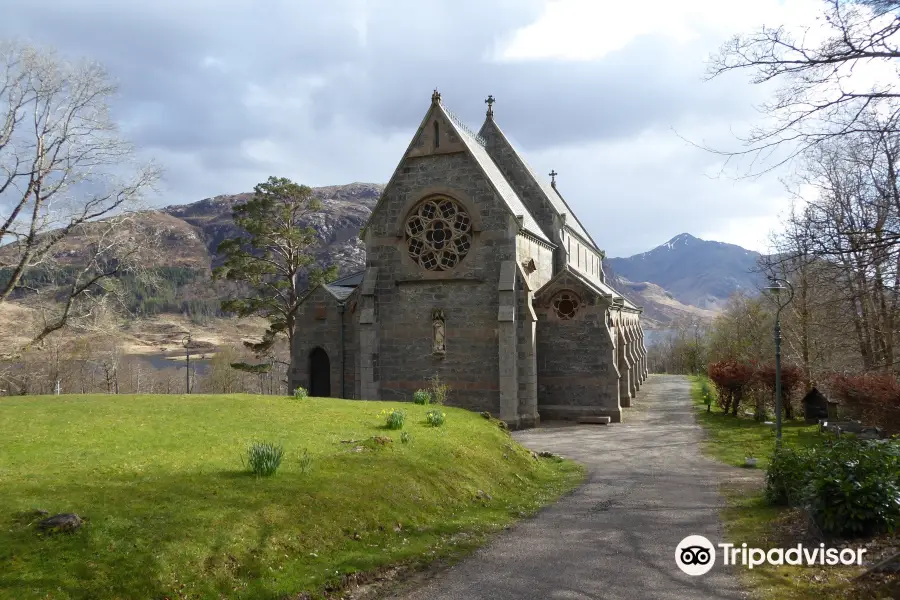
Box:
[0, 470, 347, 599]
[216, 469, 259, 479]
[2, 447, 559, 600]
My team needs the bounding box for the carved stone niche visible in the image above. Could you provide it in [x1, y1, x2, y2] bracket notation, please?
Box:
[522, 258, 536, 274]
[432, 308, 446, 357]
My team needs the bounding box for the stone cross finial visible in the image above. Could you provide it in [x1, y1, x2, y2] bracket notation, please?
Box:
[485, 94, 495, 117]
[432, 89, 442, 104]
[549, 169, 558, 186]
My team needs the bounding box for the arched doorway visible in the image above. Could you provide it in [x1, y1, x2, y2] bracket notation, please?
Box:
[308, 347, 331, 397]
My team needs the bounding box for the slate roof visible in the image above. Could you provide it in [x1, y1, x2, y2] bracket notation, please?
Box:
[479, 120, 599, 250]
[329, 271, 365, 287]
[534, 266, 641, 313]
[588, 276, 640, 311]
[323, 285, 356, 301]
[572, 268, 618, 300]
[437, 104, 551, 244]
[549, 182, 600, 250]
[320, 270, 364, 301]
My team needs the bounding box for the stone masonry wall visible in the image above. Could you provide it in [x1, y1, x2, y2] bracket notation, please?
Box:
[290, 287, 356, 398]
[565, 230, 606, 286]
[342, 291, 359, 398]
[516, 234, 554, 291]
[535, 289, 621, 422]
[364, 150, 518, 414]
[516, 273, 539, 427]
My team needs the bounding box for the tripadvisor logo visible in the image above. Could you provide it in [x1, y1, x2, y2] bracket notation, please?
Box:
[676, 535, 716, 576]
[675, 535, 867, 576]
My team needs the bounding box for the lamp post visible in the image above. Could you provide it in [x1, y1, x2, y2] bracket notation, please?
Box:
[182, 333, 192, 394]
[766, 278, 794, 446]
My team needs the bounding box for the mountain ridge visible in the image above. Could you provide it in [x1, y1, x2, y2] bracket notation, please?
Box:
[607, 232, 764, 313]
[3, 186, 762, 328]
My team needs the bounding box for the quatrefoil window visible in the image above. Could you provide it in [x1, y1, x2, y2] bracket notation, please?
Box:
[405, 196, 472, 271]
[552, 291, 580, 320]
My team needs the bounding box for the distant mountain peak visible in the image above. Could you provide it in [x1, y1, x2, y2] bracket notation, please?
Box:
[607, 234, 764, 319]
[662, 233, 699, 249]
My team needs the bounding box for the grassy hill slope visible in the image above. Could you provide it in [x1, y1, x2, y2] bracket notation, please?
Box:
[0, 394, 582, 599]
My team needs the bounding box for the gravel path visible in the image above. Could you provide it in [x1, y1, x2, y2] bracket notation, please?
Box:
[388, 374, 748, 600]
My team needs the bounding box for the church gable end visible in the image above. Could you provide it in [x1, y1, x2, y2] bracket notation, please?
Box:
[407, 112, 467, 158]
[358, 92, 540, 415]
[361, 92, 549, 251]
[533, 268, 621, 422]
[293, 90, 648, 429]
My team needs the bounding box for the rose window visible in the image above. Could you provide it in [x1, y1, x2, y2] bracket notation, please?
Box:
[552, 291, 580, 320]
[405, 196, 472, 271]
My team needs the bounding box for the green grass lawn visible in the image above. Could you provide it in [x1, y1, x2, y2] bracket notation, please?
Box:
[691, 378, 822, 468]
[689, 376, 893, 600]
[0, 394, 583, 599]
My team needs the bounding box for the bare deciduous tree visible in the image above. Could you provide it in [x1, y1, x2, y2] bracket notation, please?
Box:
[706, 0, 900, 170]
[0, 40, 160, 350]
[766, 120, 900, 373]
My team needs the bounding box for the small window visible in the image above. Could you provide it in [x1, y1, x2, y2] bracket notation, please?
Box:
[552, 291, 581, 320]
[433, 120, 440, 148]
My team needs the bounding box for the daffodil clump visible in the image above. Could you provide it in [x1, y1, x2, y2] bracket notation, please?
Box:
[380, 408, 406, 430]
[425, 409, 446, 427]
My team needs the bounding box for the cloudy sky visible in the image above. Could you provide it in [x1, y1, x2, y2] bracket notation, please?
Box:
[2, 0, 826, 257]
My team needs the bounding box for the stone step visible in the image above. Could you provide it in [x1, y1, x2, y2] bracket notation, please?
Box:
[578, 416, 611, 425]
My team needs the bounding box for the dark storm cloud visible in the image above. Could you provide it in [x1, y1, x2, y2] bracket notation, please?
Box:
[2, 0, 361, 150]
[0, 0, 785, 255]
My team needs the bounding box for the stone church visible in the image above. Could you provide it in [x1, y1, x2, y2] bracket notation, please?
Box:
[290, 91, 648, 427]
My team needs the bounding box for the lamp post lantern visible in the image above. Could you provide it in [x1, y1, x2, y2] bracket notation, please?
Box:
[182, 333, 192, 394]
[766, 278, 794, 446]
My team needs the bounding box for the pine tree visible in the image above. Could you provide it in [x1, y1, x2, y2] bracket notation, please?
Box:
[214, 177, 338, 380]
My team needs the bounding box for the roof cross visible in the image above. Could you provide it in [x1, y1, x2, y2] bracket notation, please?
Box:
[485, 94, 495, 117]
[549, 169, 558, 186]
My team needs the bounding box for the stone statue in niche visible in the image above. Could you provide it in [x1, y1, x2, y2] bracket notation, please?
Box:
[432, 308, 446, 356]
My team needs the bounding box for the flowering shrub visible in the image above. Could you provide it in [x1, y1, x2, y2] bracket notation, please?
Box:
[425, 409, 446, 427]
[412, 389, 431, 405]
[381, 409, 406, 430]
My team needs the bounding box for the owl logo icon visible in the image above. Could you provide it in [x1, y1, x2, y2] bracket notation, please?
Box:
[675, 535, 716, 576]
